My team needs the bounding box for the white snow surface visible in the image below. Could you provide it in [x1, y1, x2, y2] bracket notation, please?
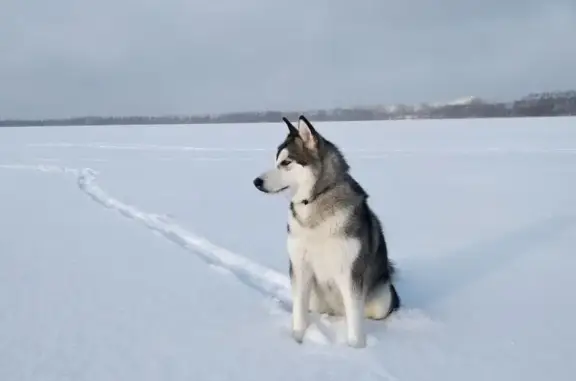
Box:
[1, 117, 575, 380]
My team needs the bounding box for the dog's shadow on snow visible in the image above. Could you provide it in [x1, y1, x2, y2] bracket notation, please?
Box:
[394, 214, 576, 311]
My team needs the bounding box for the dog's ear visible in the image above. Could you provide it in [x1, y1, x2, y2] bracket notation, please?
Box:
[297, 115, 319, 150]
[282, 117, 298, 135]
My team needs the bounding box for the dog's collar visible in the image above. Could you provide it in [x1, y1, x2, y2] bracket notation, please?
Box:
[290, 183, 336, 227]
[294, 182, 336, 206]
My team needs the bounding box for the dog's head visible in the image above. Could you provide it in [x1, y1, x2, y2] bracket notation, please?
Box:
[253, 115, 324, 196]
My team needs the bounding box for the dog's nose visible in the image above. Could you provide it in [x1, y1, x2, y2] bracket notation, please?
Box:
[253, 177, 264, 189]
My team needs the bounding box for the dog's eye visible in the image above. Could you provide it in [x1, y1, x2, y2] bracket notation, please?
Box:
[280, 160, 292, 167]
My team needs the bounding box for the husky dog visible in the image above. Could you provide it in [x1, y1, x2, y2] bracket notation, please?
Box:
[253, 115, 400, 348]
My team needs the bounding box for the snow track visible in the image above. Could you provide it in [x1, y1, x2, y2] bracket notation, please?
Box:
[76, 168, 293, 310]
[1, 164, 292, 307]
[0, 163, 368, 346]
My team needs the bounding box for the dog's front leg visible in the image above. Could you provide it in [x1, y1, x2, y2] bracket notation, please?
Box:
[291, 264, 313, 344]
[338, 275, 367, 348]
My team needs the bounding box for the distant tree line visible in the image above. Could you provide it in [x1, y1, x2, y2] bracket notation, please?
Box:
[1, 90, 575, 127]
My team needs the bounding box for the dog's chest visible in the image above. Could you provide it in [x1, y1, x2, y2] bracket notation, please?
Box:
[287, 206, 359, 283]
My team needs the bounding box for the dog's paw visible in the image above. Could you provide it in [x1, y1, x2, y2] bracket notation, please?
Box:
[347, 334, 367, 349]
[291, 329, 306, 344]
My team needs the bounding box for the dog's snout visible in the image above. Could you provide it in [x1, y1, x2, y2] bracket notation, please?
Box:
[253, 177, 264, 189]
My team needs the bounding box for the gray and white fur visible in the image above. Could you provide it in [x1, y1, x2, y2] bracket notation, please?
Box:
[253, 115, 400, 348]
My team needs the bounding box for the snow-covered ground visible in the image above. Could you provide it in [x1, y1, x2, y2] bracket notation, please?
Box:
[1, 116, 575, 380]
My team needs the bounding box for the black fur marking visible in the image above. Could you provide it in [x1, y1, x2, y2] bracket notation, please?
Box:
[288, 259, 293, 279]
[287, 223, 291, 234]
[276, 138, 290, 160]
[282, 117, 298, 135]
[346, 174, 369, 198]
[389, 283, 401, 313]
[348, 199, 396, 297]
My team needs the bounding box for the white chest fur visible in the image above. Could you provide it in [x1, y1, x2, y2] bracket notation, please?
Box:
[287, 205, 360, 285]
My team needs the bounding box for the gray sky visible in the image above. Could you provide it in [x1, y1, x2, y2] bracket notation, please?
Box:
[1, 0, 575, 118]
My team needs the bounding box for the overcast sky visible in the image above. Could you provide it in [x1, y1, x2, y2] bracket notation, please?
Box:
[1, 0, 575, 118]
